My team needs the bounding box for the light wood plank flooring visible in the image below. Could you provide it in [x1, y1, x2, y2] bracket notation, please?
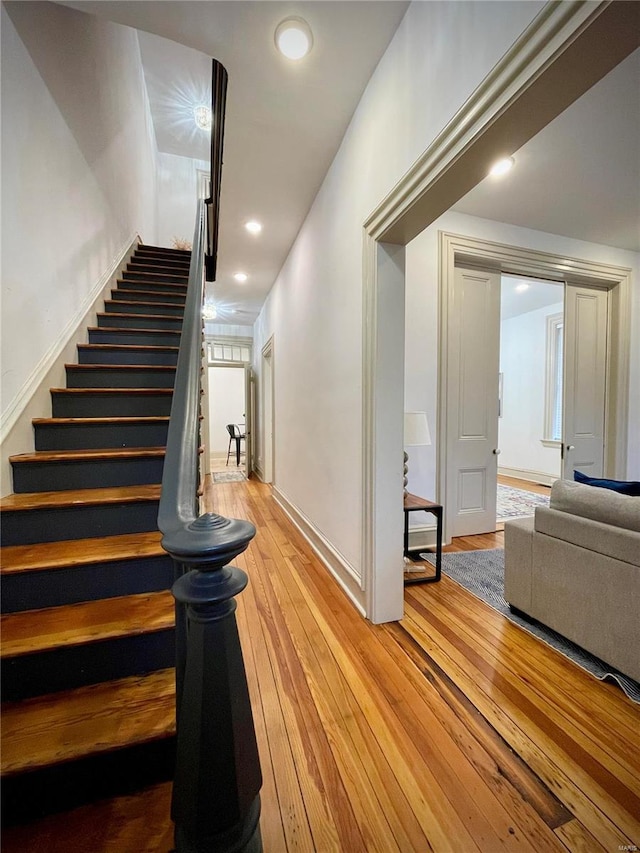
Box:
[4, 476, 638, 852]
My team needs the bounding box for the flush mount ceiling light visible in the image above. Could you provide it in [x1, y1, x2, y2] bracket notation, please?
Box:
[203, 303, 217, 320]
[489, 156, 515, 178]
[245, 220, 262, 235]
[234, 272, 248, 283]
[275, 17, 313, 60]
[194, 105, 212, 130]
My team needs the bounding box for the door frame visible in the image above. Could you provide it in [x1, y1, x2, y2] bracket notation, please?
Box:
[361, 1, 636, 623]
[260, 336, 275, 484]
[438, 231, 630, 543]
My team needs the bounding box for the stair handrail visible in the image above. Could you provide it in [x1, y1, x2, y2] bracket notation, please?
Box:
[157, 58, 263, 853]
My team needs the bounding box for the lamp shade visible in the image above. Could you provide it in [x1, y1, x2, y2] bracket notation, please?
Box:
[404, 412, 431, 446]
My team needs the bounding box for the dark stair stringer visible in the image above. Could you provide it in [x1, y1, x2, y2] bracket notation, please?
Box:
[0, 244, 192, 825]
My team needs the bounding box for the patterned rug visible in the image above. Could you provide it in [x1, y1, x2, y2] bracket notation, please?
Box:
[422, 548, 639, 703]
[497, 484, 550, 520]
[213, 471, 246, 483]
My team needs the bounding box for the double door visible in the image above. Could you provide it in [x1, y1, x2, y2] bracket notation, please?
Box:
[447, 266, 608, 537]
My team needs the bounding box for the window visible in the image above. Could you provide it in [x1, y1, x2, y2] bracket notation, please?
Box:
[206, 338, 251, 365]
[544, 313, 564, 442]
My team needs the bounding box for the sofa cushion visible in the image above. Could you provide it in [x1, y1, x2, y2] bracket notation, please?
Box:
[535, 506, 640, 566]
[549, 479, 640, 533]
[574, 469, 640, 496]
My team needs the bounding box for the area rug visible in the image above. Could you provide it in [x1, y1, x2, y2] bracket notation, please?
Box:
[213, 471, 246, 483]
[422, 548, 640, 703]
[497, 484, 550, 520]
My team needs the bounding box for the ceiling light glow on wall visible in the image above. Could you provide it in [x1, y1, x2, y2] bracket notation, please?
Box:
[489, 156, 515, 178]
[194, 105, 212, 130]
[234, 272, 248, 283]
[245, 221, 262, 235]
[275, 17, 313, 60]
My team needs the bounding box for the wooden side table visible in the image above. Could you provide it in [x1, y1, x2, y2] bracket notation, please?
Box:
[403, 493, 443, 584]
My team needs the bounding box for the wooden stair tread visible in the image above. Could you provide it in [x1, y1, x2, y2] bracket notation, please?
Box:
[10, 447, 166, 464]
[1, 531, 165, 574]
[32, 416, 170, 426]
[0, 484, 162, 511]
[1, 668, 175, 775]
[1, 591, 174, 658]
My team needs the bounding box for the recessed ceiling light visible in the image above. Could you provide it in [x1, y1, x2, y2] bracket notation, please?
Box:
[234, 272, 248, 283]
[245, 221, 262, 235]
[515, 283, 530, 293]
[489, 156, 515, 178]
[275, 17, 313, 60]
[194, 105, 212, 130]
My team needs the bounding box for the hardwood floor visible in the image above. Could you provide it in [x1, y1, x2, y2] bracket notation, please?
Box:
[4, 476, 638, 852]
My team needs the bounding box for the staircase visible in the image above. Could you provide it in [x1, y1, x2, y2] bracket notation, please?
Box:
[1, 244, 190, 824]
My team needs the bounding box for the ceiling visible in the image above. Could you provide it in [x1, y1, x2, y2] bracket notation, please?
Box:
[59, 3, 638, 327]
[453, 48, 640, 254]
[59, 1, 410, 325]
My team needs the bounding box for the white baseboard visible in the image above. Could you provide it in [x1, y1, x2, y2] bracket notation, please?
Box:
[272, 487, 365, 617]
[499, 466, 557, 487]
[406, 524, 437, 551]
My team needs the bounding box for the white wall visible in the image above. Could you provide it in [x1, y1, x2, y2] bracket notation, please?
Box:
[404, 211, 640, 507]
[1, 2, 159, 490]
[157, 152, 209, 249]
[253, 1, 547, 582]
[498, 301, 564, 480]
[208, 367, 245, 454]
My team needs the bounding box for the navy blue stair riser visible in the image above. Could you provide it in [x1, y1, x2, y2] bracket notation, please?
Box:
[121, 270, 187, 285]
[88, 328, 181, 347]
[52, 391, 173, 418]
[131, 252, 190, 263]
[127, 261, 190, 274]
[116, 279, 187, 296]
[97, 314, 182, 331]
[105, 301, 184, 318]
[1, 555, 175, 613]
[110, 289, 186, 305]
[77, 347, 178, 366]
[11, 456, 164, 494]
[34, 420, 169, 451]
[1, 630, 175, 701]
[1, 500, 161, 546]
[1, 739, 176, 826]
[65, 366, 176, 389]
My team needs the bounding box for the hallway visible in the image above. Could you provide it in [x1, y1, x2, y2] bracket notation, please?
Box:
[5, 476, 639, 852]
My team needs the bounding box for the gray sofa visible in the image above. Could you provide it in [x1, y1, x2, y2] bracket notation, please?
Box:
[504, 479, 640, 683]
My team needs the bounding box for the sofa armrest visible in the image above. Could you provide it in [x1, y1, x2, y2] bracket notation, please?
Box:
[504, 516, 534, 611]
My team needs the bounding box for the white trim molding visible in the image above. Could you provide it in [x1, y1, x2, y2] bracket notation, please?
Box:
[273, 486, 365, 617]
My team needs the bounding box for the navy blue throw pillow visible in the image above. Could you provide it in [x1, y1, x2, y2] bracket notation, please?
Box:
[574, 469, 640, 496]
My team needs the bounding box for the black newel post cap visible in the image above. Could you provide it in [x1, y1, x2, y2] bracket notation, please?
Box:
[162, 512, 256, 568]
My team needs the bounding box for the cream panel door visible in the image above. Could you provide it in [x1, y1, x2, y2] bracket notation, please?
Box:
[562, 285, 608, 479]
[448, 267, 501, 536]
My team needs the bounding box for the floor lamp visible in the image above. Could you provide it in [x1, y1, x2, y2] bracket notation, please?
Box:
[403, 412, 431, 497]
